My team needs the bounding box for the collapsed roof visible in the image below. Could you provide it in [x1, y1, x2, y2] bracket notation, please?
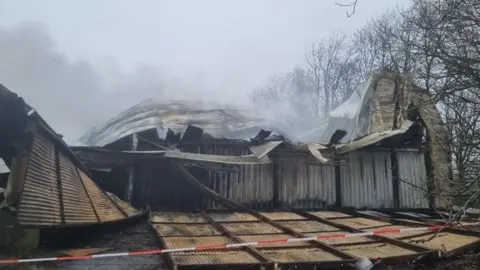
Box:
[78, 99, 296, 147]
[79, 71, 439, 151]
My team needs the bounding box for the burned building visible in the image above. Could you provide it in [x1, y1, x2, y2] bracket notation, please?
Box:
[0, 71, 477, 269]
[73, 71, 451, 212]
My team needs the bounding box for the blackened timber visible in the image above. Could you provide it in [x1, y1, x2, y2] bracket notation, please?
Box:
[272, 161, 279, 209]
[54, 147, 66, 225]
[391, 147, 400, 208]
[200, 212, 275, 269]
[295, 210, 434, 254]
[171, 160, 246, 211]
[125, 134, 138, 202]
[335, 159, 342, 207]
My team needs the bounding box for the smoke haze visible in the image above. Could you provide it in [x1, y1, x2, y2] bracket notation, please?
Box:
[0, 0, 410, 144]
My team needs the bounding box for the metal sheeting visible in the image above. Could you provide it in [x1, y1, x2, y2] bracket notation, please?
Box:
[151, 210, 479, 269]
[58, 152, 98, 224]
[78, 169, 126, 222]
[181, 144, 274, 210]
[341, 151, 394, 208]
[397, 151, 429, 208]
[16, 130, 140, 226]
[79, 99, 292, 147]
[18, 132, 62, 225]
[276, 155, 336, 209]
[165, 150, 271, 165]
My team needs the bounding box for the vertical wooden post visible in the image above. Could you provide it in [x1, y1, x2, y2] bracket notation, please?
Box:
[125, 134, 138, 202]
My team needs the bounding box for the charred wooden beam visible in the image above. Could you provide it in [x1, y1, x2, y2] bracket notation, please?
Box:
[172, 160, 357, 263]
[54, 147, 66, 225]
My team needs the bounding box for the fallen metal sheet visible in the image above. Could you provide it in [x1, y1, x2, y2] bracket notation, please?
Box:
[74, 146, 272, 165]
[261, 248, 343, 262]
[307, 142, 330, 163]
[170, 250, 260, 266]
[335, 121, 413, 154]
[258, 212, 307, 221]
[163, 236, 234, 249]
[150, 210, 479, 269]
[219, 222, 284, 235]
[152, 223, 222, 237]
[208, 212, 259, 222]
[78, 170, 126, 222]
[249, 141, 283, 159]
[59, 152, 98, 224]
[400, 232, 479, 253]
[151, 212, 208, 224]
[277, 220, 341, 233]
[165, 150, 271, 165]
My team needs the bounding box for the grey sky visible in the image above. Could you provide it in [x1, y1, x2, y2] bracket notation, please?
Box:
[0, 0, 410, 143]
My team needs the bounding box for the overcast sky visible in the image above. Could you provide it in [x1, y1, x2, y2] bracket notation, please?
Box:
[0, 0, 410, 143]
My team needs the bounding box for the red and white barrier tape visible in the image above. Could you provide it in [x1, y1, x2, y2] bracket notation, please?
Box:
[1, 223, 478, 264]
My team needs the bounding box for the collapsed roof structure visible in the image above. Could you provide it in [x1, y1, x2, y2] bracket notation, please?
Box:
[73, 70, 451, 210]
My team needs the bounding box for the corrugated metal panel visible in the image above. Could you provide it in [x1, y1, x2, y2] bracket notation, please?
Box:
[220, 222, 283, 235]
[78, 169, 125, 222]
[262, 248, 342, 262]
[278, 220, 340, 233]
[239, 234, 310, 248]
[18, 132, 62, 225]
[397, 151, 429, 208]
[171, 250, 260, 265]
[341, 151, 394, 208]
[181, 144, 274, 210]
[79, 99, 292, 147]
[107, 192, 141, 217]
[277, 155, 336, 209]
[163, 236, 234, 249]
[208, 212, 258, 222]
[58, 153, 98, 224]
[258, 212, 307, 221]
[151, 212, 208, 223]
[339, 242, 417, 258]
[152, 223, 221, 237]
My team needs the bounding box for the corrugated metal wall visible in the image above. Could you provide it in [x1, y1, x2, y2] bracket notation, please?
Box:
[17, 130, 129, 226]
[58, 152, 98, 224]
[397, 150, 429, 208]
[276, 155, 336, 209]
[341, 151, 394, 208]
[175, 144, 428, 210]
[180, 143, 274, 209]
[18, 131, 62, 225]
